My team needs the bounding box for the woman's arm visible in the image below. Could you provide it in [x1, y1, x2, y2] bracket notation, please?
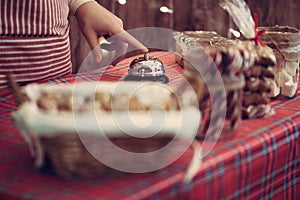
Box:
[73, 1, 148, 63]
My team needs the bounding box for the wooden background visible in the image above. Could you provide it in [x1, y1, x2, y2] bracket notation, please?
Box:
[69, 0, 300, 72]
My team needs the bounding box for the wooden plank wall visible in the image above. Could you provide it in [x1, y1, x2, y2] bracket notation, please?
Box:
[70, 0, 300, 72]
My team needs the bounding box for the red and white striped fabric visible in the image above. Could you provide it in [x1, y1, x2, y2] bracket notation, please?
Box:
[0, 0, 93, 89]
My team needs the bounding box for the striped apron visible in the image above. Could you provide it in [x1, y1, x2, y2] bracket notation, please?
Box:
[0, 0, 72, 89]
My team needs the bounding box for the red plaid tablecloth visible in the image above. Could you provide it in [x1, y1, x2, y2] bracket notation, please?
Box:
[0, 51, 299, 200]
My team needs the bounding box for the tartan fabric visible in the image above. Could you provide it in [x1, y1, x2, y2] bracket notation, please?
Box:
[0, 51, 299, 200]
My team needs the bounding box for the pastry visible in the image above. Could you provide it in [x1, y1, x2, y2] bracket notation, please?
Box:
[174, 32, 256, 138]
[239, 41, 276, 119]
[36, 83, 181, 113]
[259, 25, 300, 98]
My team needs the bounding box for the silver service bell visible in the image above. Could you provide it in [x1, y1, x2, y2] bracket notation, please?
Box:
[124, 53, 169, 84]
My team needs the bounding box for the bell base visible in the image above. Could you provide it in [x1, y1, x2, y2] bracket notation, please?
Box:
[124, 75, 169, 84]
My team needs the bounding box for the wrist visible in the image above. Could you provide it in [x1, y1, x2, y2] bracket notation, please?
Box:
[69, 0, 95, 15]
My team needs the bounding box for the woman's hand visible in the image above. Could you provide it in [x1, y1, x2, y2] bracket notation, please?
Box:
[75, 1, 148, 63]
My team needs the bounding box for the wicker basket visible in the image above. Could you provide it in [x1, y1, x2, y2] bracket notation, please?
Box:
[39, 133, 172, 179]
[13, 82, 201, 179]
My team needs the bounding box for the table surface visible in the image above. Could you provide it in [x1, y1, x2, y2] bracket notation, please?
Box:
[0, 51, 299, 200]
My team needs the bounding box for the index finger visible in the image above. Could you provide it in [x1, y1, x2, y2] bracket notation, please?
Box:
[113, 30, 149, 53]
